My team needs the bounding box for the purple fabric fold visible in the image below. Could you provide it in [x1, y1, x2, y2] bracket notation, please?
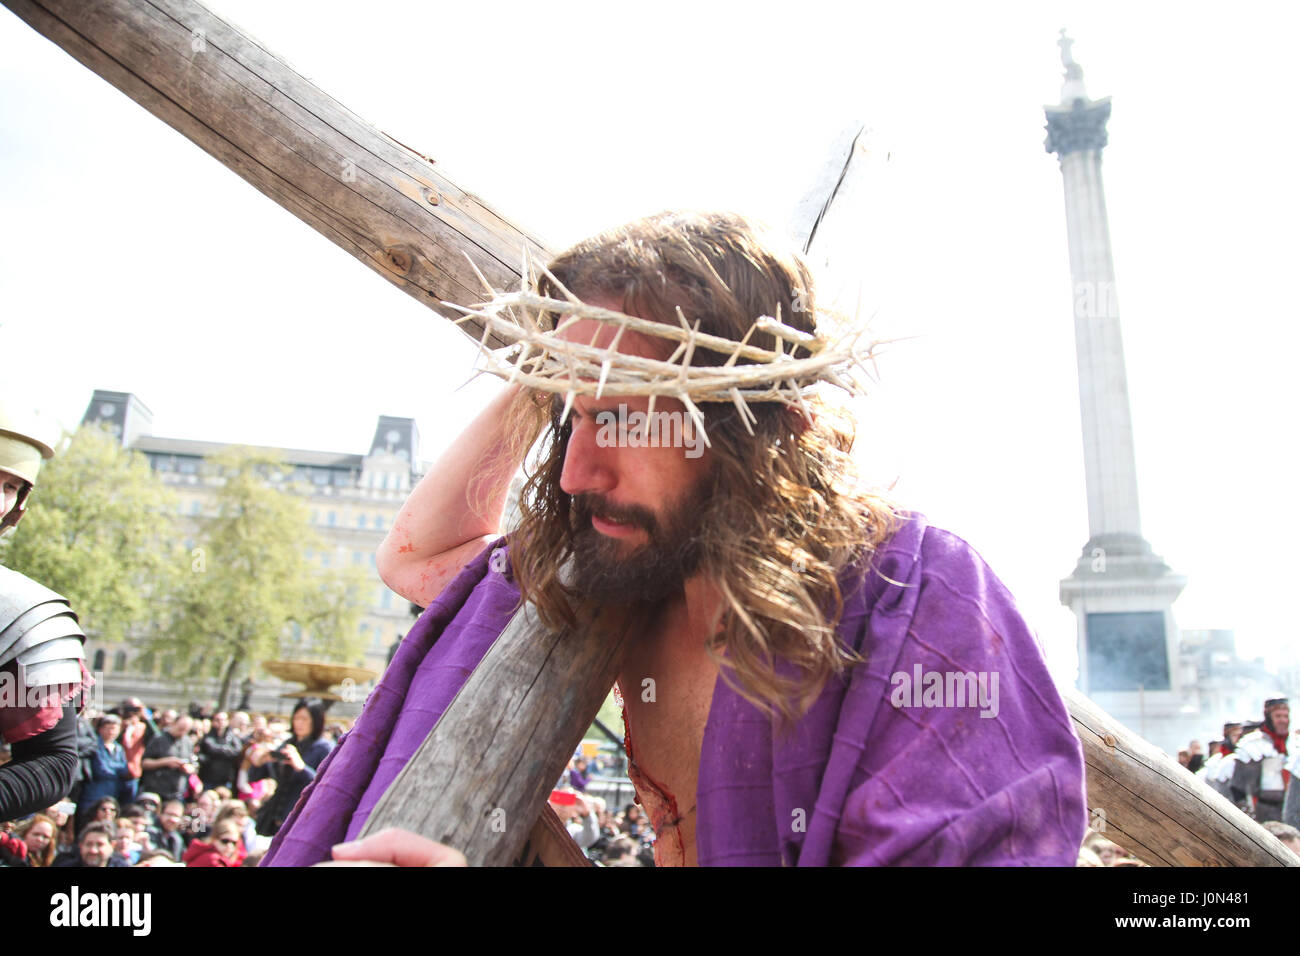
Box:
[696, 512, 1087, 865]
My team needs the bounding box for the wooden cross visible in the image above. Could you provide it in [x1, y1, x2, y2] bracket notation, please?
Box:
[5, 0, 1294, 867]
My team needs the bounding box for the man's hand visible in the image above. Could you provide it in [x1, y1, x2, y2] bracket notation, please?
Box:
[322, 828, 468, 867]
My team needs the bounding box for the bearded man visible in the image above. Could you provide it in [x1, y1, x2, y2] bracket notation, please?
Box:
[262, 211, 1086, 867]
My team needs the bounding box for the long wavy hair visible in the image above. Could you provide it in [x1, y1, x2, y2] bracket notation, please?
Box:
[502, 211, 899, 728]
[15, 813, 59, 867]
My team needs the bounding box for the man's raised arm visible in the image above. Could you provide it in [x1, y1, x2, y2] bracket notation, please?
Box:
[376, 384, 539, 609]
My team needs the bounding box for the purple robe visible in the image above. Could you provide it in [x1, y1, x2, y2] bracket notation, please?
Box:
[262, 513, 1086, 866]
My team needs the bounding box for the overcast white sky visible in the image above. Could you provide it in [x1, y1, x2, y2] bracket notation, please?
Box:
[2, 1, 1297, 685]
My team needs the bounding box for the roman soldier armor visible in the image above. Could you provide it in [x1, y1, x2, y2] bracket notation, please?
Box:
[0, 405, 90, 820]
[1231, 699, 1290, 823]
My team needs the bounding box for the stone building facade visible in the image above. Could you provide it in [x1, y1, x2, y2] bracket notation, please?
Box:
[79, 389, 421, 718]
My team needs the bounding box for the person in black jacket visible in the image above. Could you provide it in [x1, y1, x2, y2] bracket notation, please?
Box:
[248, 699, 334, 836]
[68, 711, 99, 806]
[198, 711, 242, 791]
[139, 715, 197, 802]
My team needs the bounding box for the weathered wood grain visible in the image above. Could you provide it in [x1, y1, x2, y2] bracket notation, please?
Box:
[2, 0, 553, 346]
[1066, 687, 1298, 867]
[358, 600, 641, 866]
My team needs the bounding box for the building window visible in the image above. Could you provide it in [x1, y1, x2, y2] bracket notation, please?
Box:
[321, 553, 331, 568]
[357, 514, 367, 528]
[313, 470, 330, 486]
[353, 551, 363, 565]
[92, 649, 105, 671]
[160, 655, 174, 677]
[381, 590, 392, 610]
[374, 515, 384, 530]
[113, 650, 127, 672]
[327, 512, 336, 527]
[179, 460, 198, 475]
[311, 510, 319, 525]
[190, 501, 201, 516]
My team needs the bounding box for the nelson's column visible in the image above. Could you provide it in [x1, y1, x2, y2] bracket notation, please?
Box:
[1045, 32, 1187, 748]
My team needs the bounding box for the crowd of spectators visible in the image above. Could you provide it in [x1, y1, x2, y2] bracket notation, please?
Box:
[552, 753, 656, 867]
[2, 701, 661, 868]
[0, 695, 343, 868]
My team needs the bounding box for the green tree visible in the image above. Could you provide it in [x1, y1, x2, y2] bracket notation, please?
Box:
[165, 446, 369, 711]
[0, 424, 182, 646]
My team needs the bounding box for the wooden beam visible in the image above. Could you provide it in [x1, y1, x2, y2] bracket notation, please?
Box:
[1066, 687, 1298, 867]
[1, 0, 552, 347]
[523, 805, 595, 868]
[357, 601, 642, 867]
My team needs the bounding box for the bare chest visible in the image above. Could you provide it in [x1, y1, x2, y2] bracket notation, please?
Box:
[617, 628, 719, 867]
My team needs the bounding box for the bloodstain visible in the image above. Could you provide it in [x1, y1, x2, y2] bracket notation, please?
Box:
[620, 691, 686, 867]
[397, 542, 415, 554]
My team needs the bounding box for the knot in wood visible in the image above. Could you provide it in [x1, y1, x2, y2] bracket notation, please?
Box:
[385, 248, 412, 273]
[425, 188, 440, 205]
[1102, 732, 1117, 750]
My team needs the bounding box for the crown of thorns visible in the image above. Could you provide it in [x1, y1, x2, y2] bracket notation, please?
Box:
[445, 252, 885, 445]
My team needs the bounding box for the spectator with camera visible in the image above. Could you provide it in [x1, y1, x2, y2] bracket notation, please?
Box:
[139, 714, 198, 802]
[118, 698, 155, 801]
[247, 699, 333, 837]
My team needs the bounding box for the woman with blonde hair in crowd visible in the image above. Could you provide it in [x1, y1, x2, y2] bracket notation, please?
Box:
[14, 813, 58, 867]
